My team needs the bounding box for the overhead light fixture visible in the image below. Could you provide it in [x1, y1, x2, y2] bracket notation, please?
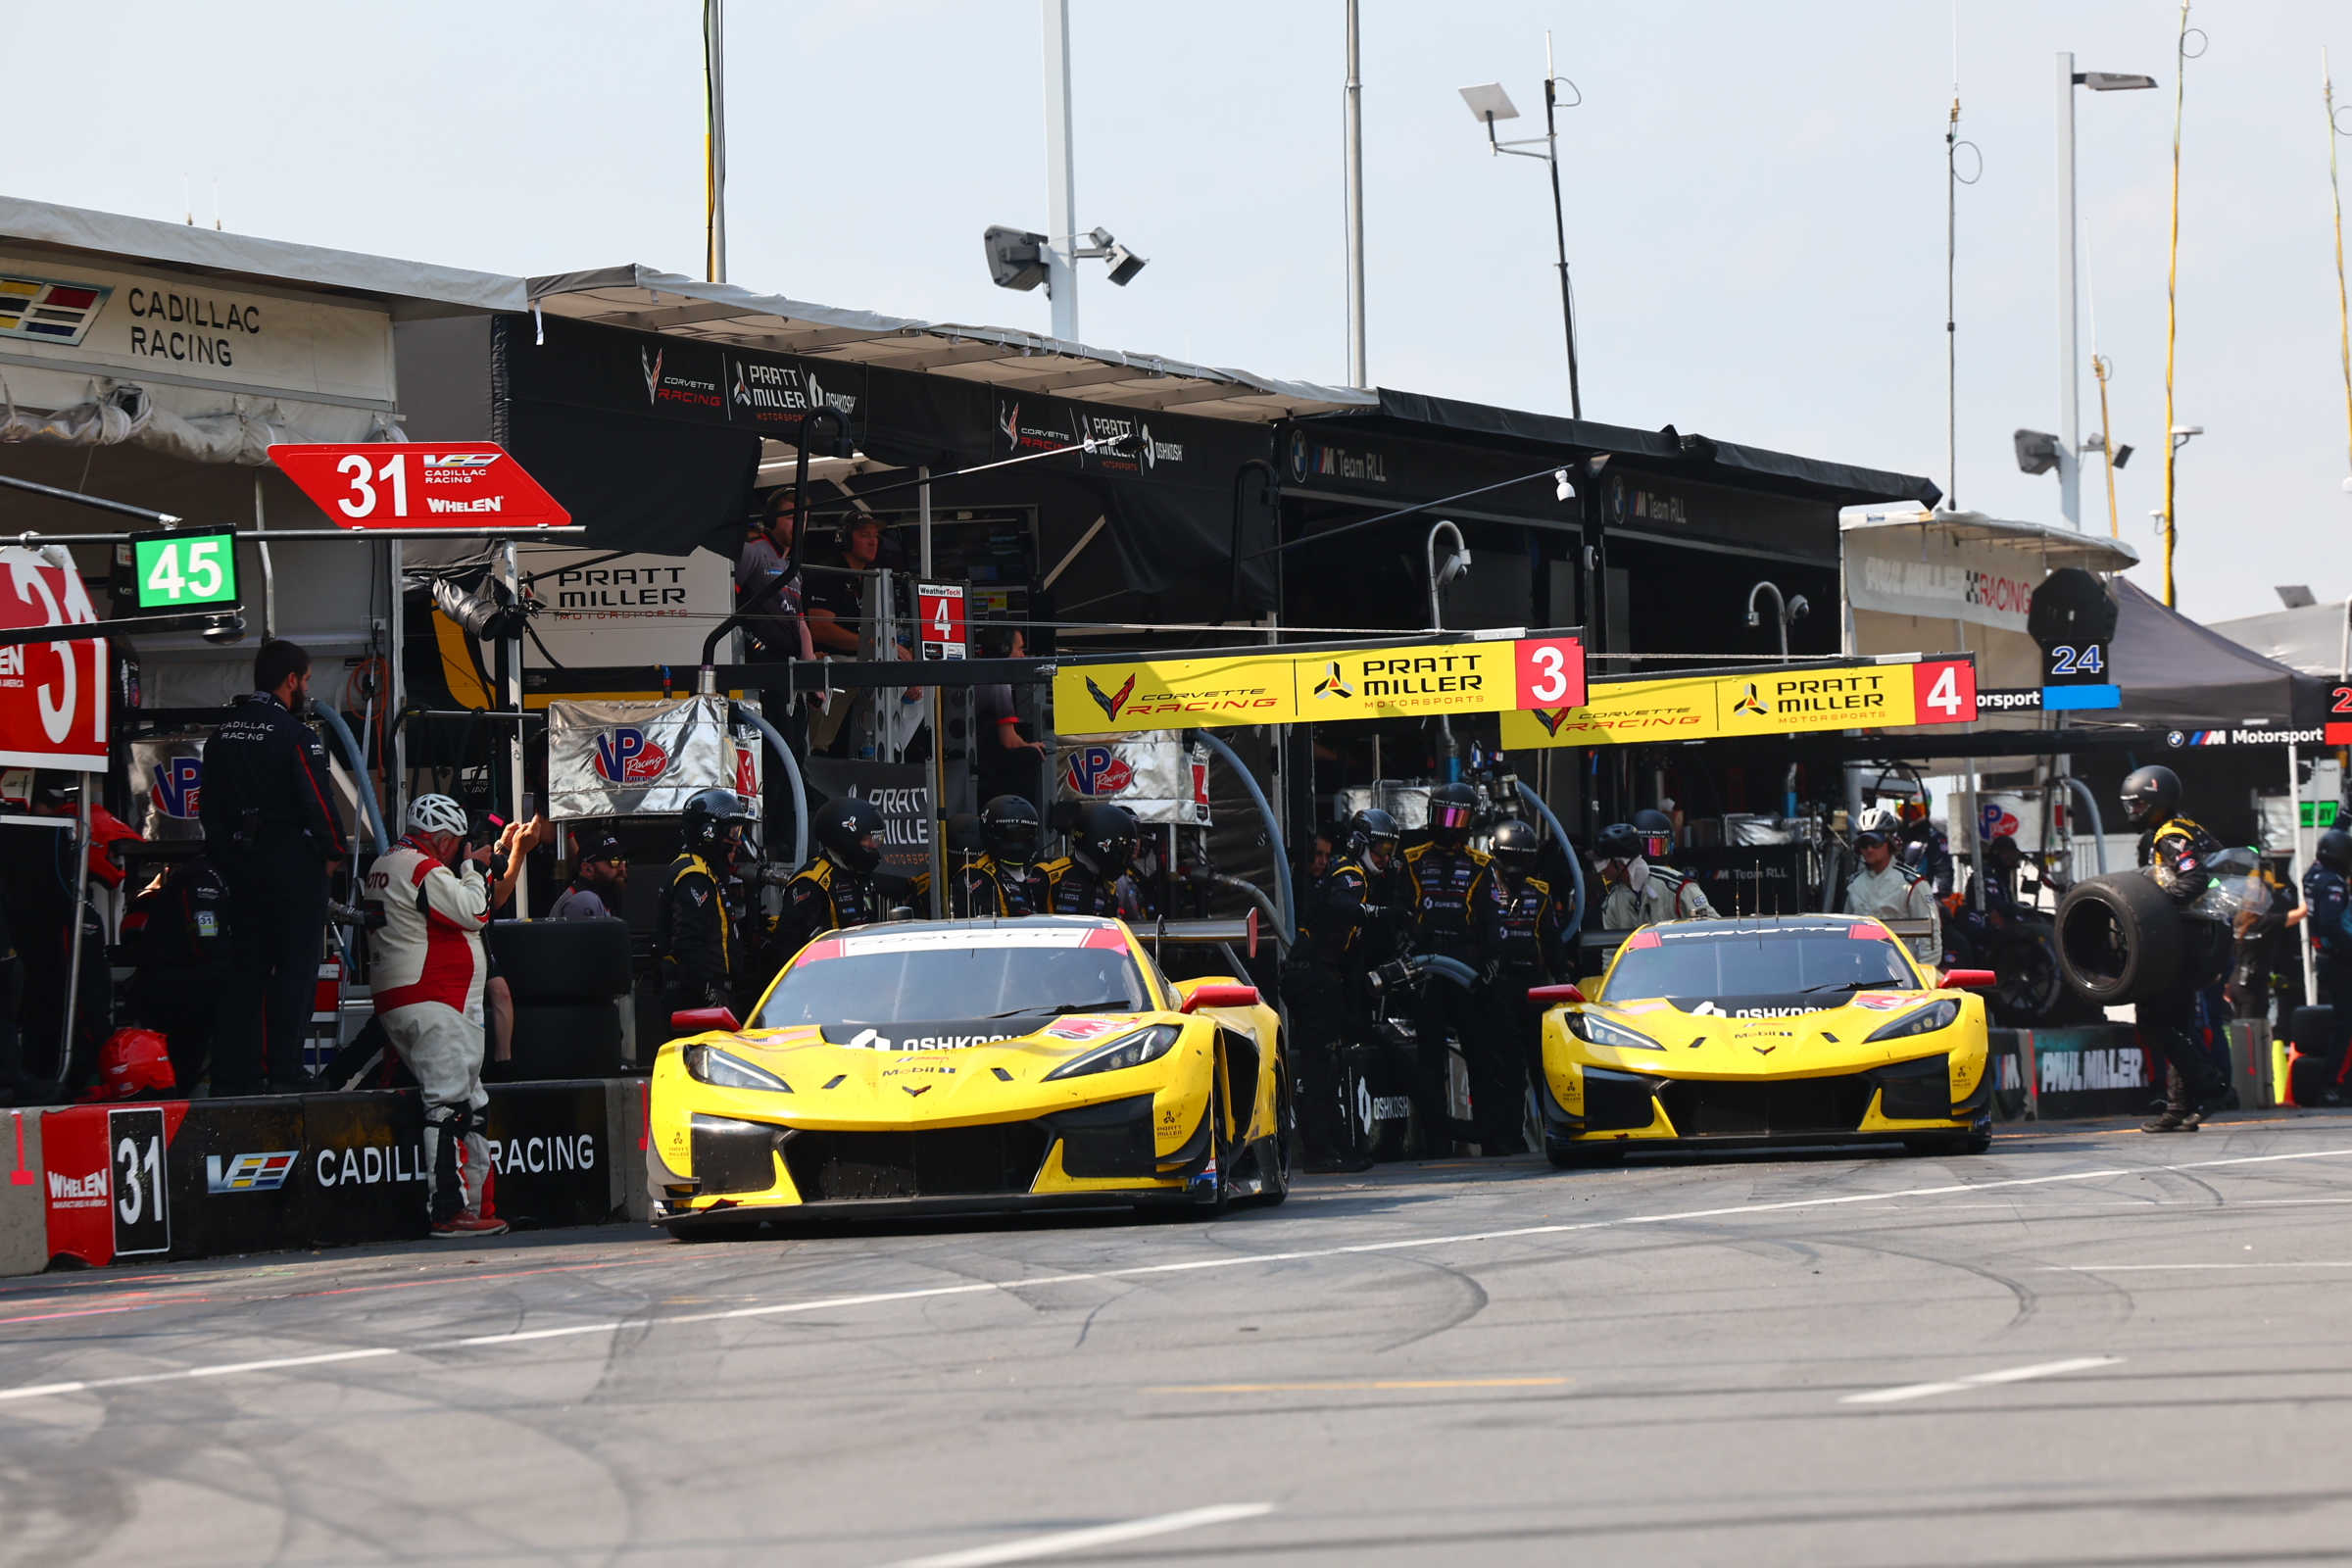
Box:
[2013, 428, 2063, 476]
[983, 225, 1049, 292]
[1457, 82, 1519, 122]
[1554, 453, 1609, 500]
[2081, 72, 2158, 91]
[1076, 226, 1148, 286]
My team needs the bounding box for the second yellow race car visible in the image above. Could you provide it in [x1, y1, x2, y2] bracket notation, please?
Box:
[646, 916, 1289, 1233]
[1534, 915, 1996, 1165]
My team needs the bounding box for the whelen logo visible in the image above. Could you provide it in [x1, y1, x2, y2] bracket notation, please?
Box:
[207, 1151, 298, 1194]
[48, 1168, 107, 1203]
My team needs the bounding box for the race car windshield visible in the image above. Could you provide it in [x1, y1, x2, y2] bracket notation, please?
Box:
[756, 927, 1151, 1026]
[1602, 928, 1918, 1001]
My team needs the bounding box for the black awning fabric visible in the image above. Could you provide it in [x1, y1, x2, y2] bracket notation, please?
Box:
[502, 396, 759, 558]
[2111, 577, 2328, 728]
[1343, 389, 1941, 509]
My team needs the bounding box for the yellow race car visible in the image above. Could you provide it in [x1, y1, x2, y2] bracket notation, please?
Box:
[1533, 915, 1996, 1165]
[647, 916, 1290, 1233]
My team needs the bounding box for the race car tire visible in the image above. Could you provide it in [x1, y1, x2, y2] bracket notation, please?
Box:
[503, 1002, 624, 1081]
[1544, 1138, 1626, 1169]
[1988, 922, 2101, 1027]
[2055, 872, 2186, 1005]
[1240, 1075, 1294, 1207]
[485, 918, 633, 1005]
[1902, 1132, 1991, 1156]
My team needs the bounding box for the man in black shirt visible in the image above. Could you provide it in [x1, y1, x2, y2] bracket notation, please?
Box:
[126, 856, 232, 1092]
[199, 641, 347, 1095]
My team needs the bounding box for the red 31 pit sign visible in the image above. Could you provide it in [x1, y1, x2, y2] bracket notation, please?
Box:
[0, 546, 107, 770]
[269, 443, 571, 529]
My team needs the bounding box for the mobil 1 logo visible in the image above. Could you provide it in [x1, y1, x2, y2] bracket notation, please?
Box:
[111, 1105, 171, 1257]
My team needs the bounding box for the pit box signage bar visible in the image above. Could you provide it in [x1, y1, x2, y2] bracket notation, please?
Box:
[1495, 655, 1978, 749]
[269, 442, 571, 530]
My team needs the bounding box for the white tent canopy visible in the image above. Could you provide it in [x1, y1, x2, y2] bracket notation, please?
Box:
[2208, 598, 2352, 682]
[0, 196, 523, 463]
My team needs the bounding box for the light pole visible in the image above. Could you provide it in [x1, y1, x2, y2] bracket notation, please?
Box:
[1458, 33, 1584, 417]
[2055, 55, 2156, 528]
[2164, 423, 2203, 606]
[1428, 520, 1470, 779]
[1745, 580, 1808, 659]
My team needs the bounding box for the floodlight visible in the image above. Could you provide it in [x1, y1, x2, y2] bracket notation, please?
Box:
[1458, 83, 1519, 122]
[984, 225, 1049, 291]
[1104, 241, 1147, 286]
[2082, 72, 2158, 91]
[2277, 585, 2319, 610]
[2013, 428, 2062, 476]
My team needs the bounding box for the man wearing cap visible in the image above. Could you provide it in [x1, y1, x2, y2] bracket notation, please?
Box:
[551, 832, 629, 920]
[1844, 807, 1941, 968]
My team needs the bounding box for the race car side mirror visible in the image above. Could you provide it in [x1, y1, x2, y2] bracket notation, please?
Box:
[1940, 969, 1997, 989]
[1527, 984, 1587, 1005]
[671, 1006, 742, 1034]
[1181, 984, 1259, 1013]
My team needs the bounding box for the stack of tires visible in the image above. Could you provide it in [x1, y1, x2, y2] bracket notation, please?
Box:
[485, 918, 634, 1080]
[2054, 871, 2232, 1005]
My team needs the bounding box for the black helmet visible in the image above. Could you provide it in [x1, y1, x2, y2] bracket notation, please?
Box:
[812, 796, 885, 874]
[1070, 802, 1139, 874]
[1491, 818, 1541, 880]
[1593, 821, 1643, 861]
[981, 795, 1041, 868]
[1348, 807, 1400, 861]
[2319, 827, 2352, 875]
[1428, 781, 1480, 847]
[1631, 808, 1675, 859]
[682, 787, 755, 858]
[2120, 764, 2182, 829]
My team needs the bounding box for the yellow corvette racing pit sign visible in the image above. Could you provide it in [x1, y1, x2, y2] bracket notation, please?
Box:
[1055, 633, 1586, 732]
[1495, 655, 1978, 749]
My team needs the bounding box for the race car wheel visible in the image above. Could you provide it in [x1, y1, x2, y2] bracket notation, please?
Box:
[1544, 1138, 1626, 1170]
[1902, 1132, 1991, 1156]
[2056, 872, 2185, 1005]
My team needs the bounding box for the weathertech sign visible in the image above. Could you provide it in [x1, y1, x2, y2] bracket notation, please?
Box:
[1496, 657, 1978, 749]
[268, 443, 571, 529]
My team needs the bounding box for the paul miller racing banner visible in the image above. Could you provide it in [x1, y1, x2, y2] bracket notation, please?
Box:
[1053, 633, 1585, 733]
[545, 697, 746, 820]
[1495, 655, 1978, 750]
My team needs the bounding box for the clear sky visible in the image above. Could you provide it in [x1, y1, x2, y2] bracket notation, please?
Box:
[11, 1, 2350, 622]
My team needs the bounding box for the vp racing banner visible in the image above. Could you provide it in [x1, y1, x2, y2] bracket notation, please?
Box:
[546, 696, 751, 819]
[1053, 633, 1585, 733]
[1495, 655, 1978, 750]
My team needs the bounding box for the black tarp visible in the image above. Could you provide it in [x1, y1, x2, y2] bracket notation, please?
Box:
[2111, 577, 2328, 729]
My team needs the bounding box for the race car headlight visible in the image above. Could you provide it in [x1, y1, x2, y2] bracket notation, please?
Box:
[1565, 1011, 1664, 1052]
[682, 1044, 792, 1092]
[1044, 1024, 1183, 1081]
[1864, 998, 1961, 1044]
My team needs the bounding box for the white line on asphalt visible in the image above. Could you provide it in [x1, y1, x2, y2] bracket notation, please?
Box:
[1840, 1356, 2123, 1405]
[5, 1147, 2347, 1406]
[886, 1503, 1274, 1568]
[2035, 1261, 2352, 1271]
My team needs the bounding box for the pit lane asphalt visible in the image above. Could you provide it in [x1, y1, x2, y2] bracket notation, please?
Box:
[6, 1113, 2352, 1568]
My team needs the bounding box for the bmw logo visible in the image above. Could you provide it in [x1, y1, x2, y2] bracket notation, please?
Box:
[1289, 428, 1308, 482]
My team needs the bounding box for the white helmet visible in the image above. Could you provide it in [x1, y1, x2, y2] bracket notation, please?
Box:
[406, 793, 469, 838]
[1855, 806, 1902, 842]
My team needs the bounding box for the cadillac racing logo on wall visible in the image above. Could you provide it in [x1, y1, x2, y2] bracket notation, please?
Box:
[546, 696, 746, 820]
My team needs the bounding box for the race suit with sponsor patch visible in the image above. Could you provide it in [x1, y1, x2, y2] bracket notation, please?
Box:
[363, 837, 494, 1221]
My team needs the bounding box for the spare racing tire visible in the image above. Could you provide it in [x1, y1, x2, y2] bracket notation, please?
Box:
[2055, 871, 2185, 1005]
[486, 918, 633, 1005]
[502, 1002, 624, 1081]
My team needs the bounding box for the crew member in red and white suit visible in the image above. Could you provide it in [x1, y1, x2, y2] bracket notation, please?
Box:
[365, 794, 541, 1238]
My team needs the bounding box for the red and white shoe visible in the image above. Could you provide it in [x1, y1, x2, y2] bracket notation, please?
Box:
[429, 1208, 510, 1239]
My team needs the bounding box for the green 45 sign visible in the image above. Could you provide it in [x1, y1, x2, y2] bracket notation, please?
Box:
[130, 528, 238, 612]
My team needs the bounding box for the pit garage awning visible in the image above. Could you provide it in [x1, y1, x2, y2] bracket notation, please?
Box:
[0, 196, 522, 464]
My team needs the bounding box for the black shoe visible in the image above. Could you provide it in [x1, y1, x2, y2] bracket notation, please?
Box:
[2183, 1083, 2234, 1126]
[2142, 1107, 2200, 1133]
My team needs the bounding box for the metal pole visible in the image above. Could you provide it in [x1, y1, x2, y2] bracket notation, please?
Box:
[705, 0, 726, 283]
[502, 538, 528, 912]
[2162, 1, 2191, 607]
[1042, 0, 1079, 342]
[254, 472, 275, 640]
[1345, 0, 1366, 389]
[917, 466, 933, 577]
[2292, 741, 2319, 1007]
[2057, 52, 2082, 527]
[388, 538, 407, 827]
[1544, 33, 1582, 418]
[56, 787, 91, 1083]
